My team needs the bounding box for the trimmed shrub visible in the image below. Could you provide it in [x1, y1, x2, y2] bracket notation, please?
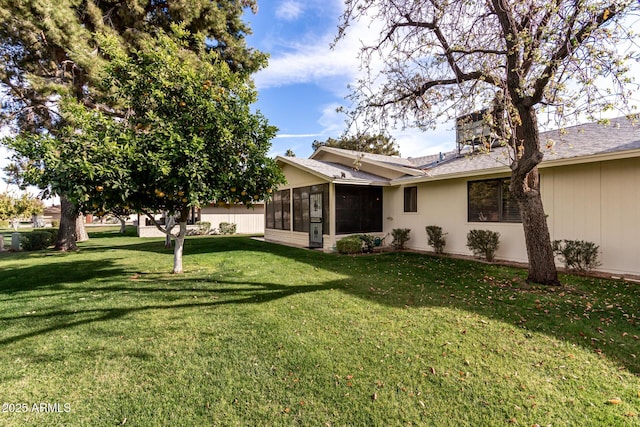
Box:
[51, 220, 59, 228]
[219, 222, 236, 235]
[466, 229, 500, 262]
[425, 225, 447, 254]
[195, 221, 211, 235]
[20, 230, 54, 251]
[358, 234, 377, 253]
[336, 236, 363, 254]
[552, 239, 601, 273]
[391, 228, 411, 250]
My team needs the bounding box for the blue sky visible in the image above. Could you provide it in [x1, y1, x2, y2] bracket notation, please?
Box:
[243, 0, 456, 159]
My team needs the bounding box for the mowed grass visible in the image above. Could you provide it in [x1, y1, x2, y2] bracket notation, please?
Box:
[1, 228, 639, 426]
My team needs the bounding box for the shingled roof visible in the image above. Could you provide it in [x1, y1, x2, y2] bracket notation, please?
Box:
[415, 116, 640, 181]
[277, 116, 640, 185]
[277, 157, 391, 185]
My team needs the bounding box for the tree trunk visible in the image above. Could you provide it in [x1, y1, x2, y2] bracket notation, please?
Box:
[55, 196, 78, 251]
[516, 184, 560, 285]
[76, 214, 89, 242]
[173, 222, 187, 274]
[119, 218, 126, 234]
[511, 107, 560, 285]
[172, 208, 190, 274]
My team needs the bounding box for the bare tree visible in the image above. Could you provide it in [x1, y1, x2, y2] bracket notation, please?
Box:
[336, 0, 640, 285]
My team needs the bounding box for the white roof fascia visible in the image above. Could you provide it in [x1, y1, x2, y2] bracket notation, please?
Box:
[391, 166, 512, 185]
[276, 156, 334, 181]
[332, 179, 391, 186]
[312, 146, 425, 177]
[276, 156, 391, 186]
[538, 148, 640, 169]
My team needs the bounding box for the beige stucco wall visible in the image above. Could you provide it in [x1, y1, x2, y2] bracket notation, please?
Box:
[264, 229, 310, 248]
[543, 157, 640, 276]
[280, 164, 327, 189]
[388, 158, 639, 276]
[385, 176, 528, 263]
[200, 205, 265, 234]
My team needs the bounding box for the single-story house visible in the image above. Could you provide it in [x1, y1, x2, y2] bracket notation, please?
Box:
[264, 116, 640, 277]
[137, 202, 264, 237]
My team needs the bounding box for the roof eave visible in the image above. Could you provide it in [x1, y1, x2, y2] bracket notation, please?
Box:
[391, 165, 512, 185]
[276, 156, 333, 181]
[538, 148, 640, 169]
[358, 157, 426, 177]
[332, 179, 391, 186]
[391, 148, 640, 185]
[276, 156, 392, 186]
[312, 146, 424, 177]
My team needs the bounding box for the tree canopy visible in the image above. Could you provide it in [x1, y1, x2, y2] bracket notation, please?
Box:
[0, 192, 43, 229]
[0, 0, 265, 250]
[336, 0, 639, 285]
[0, 0, 265, 131]
[312, 133, 400, 156]
[6, 27, 284, 273]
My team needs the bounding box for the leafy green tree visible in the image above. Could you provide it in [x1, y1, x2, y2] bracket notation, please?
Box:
[0, 192, 43, 230]
[312, 133, 400, 156]
[9, 28, 284, 273]
[336, 0, 639, 285]
[0, 0, 265, 250]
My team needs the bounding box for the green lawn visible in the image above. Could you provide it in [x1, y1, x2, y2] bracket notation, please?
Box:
[1, 229, 639, 426]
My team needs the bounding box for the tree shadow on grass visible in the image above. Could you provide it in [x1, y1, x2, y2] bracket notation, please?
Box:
[83, 226, 138, 239]
[2, 235, 639, 375]
[0, 279, 335, 347]
[0, 259, 127, 294]
[96, 234, 304, 258]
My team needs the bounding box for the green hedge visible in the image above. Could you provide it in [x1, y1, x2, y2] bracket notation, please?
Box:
[336, 236, 363, 254]
[20, 230, 54, 251]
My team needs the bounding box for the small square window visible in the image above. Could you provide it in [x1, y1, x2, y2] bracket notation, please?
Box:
[404, 186, 417, 212]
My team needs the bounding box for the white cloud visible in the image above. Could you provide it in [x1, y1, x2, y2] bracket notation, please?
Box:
[394, 124, 456, 158]
[275, 0, 304, 21]
[255, 1, 380, 91]
[254, 34, 360, 90]
[317, 103, 348, 137]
